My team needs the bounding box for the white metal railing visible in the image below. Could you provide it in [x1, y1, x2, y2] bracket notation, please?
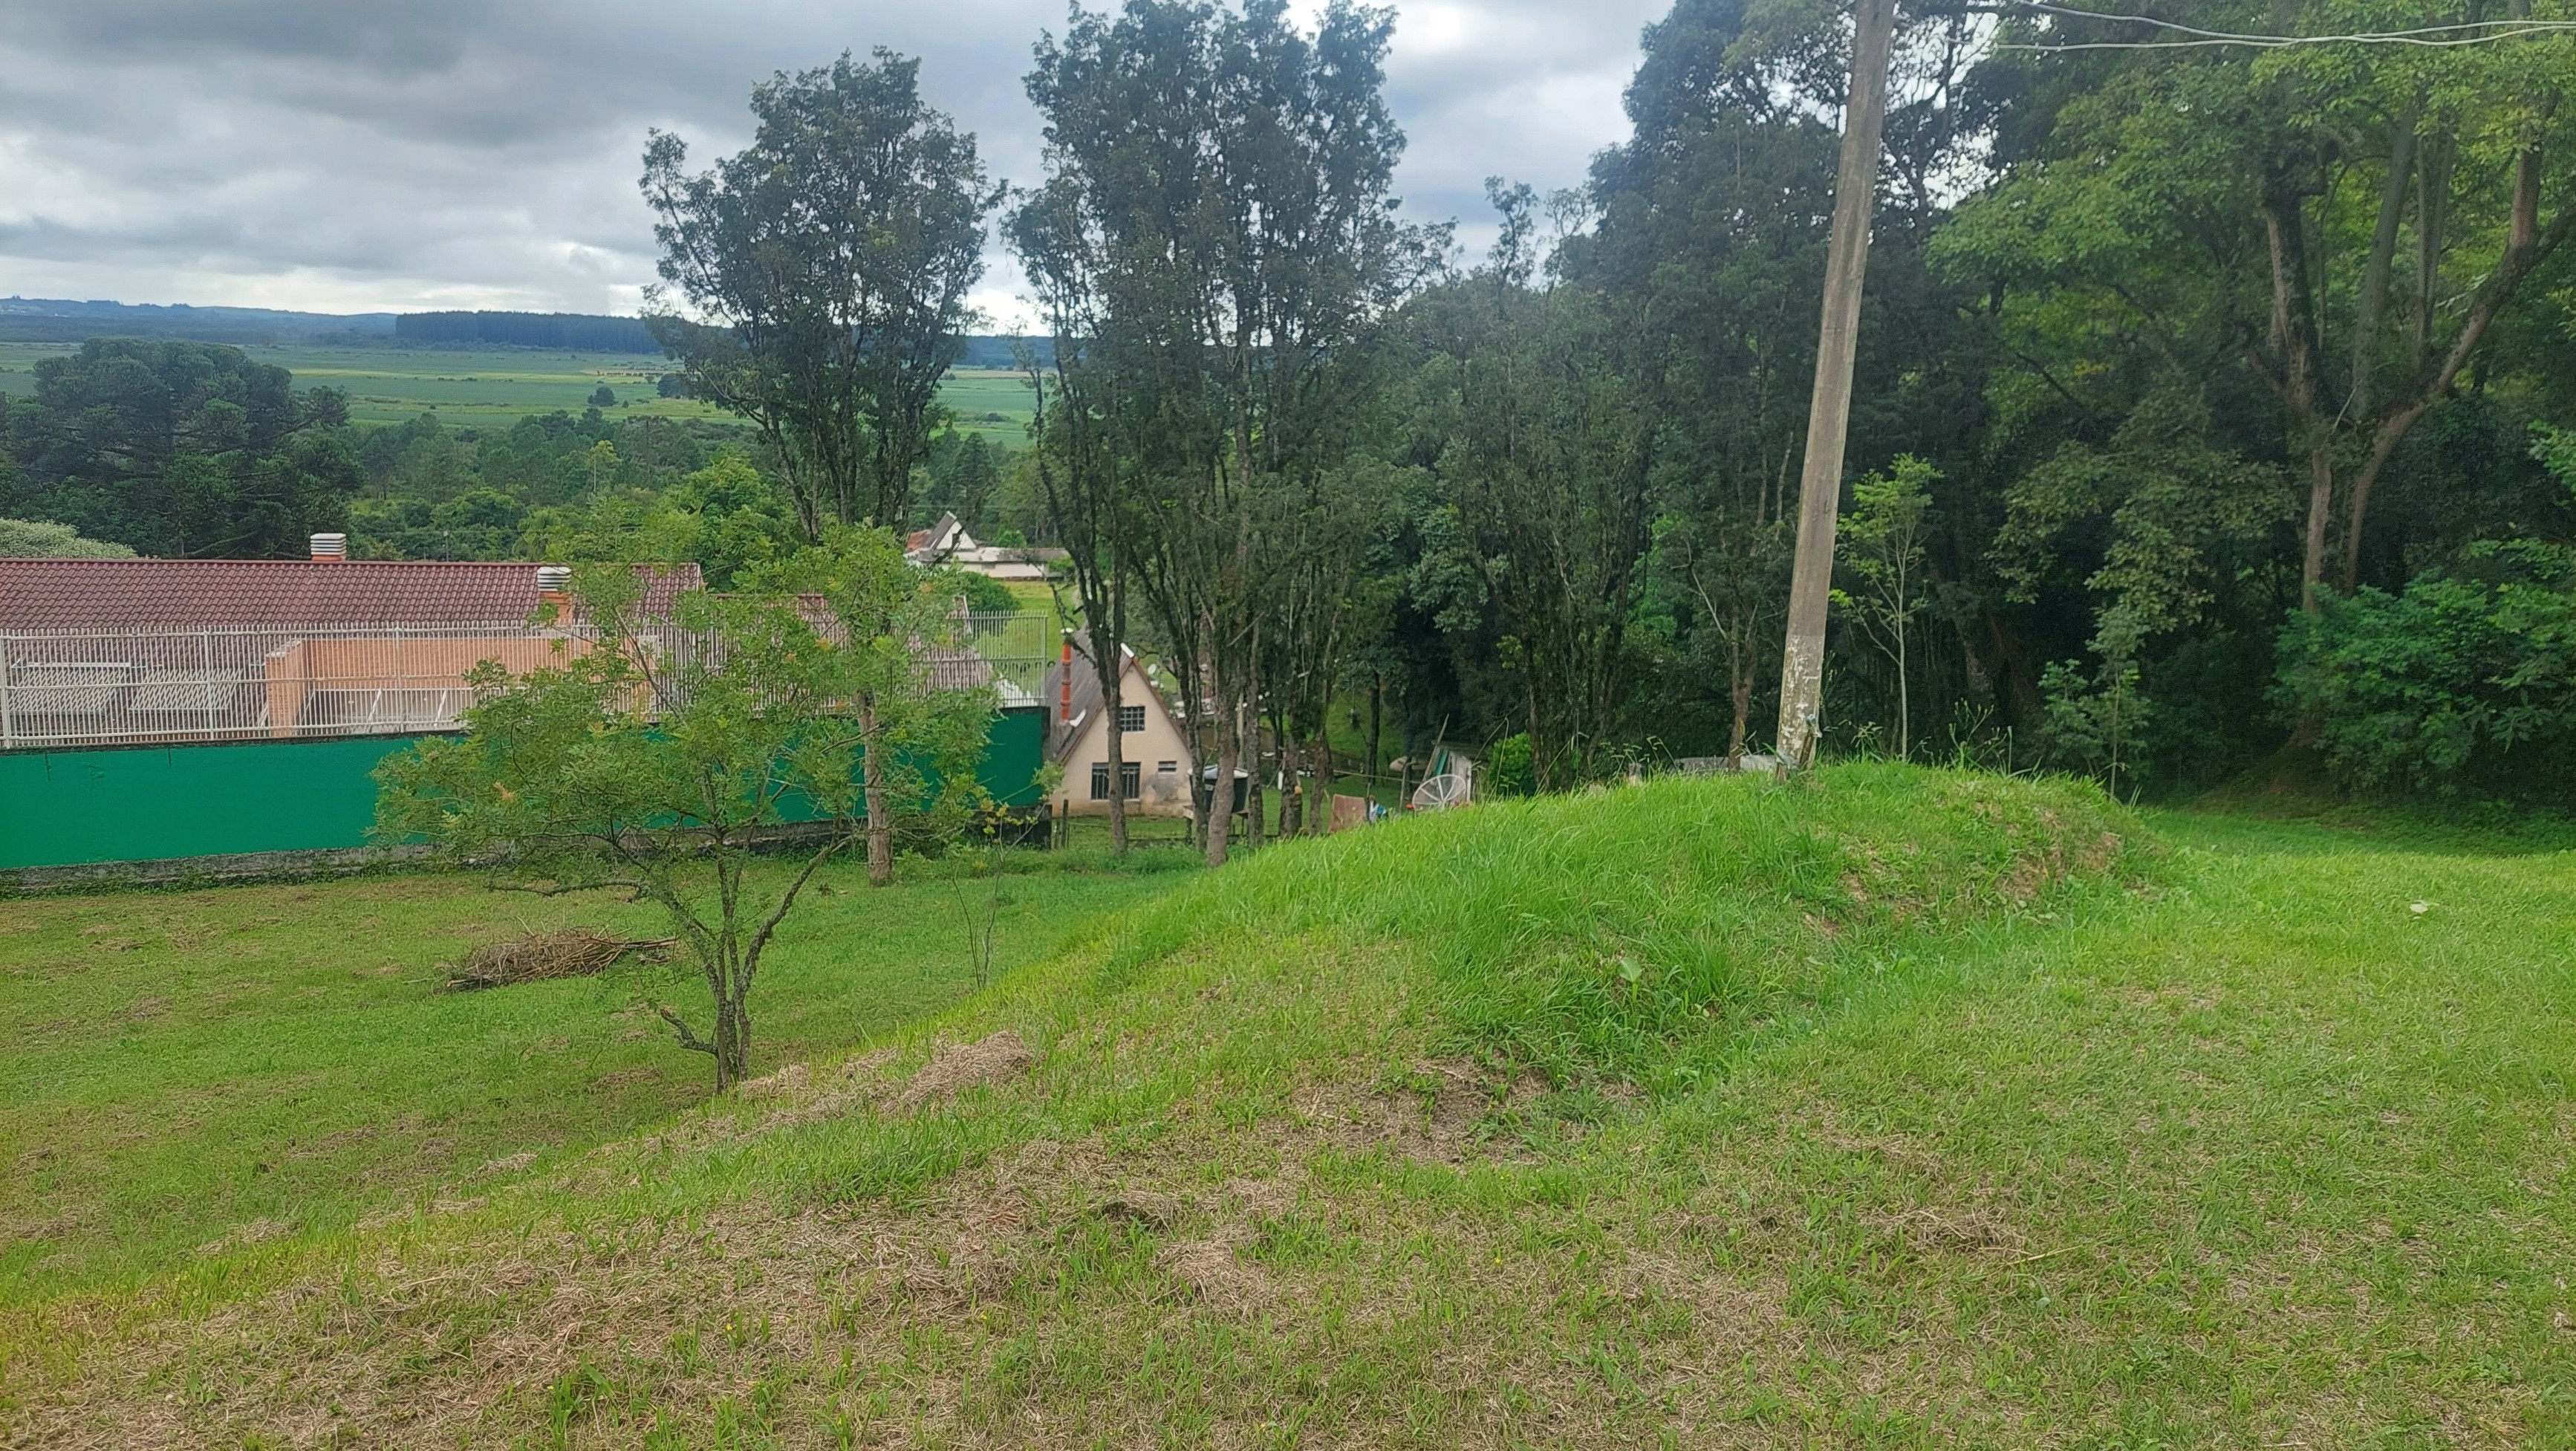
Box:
[0, 620, 1053, 752]
[0, 624, 599, 751]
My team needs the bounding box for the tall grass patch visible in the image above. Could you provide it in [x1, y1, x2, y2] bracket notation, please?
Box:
[1094, 762, 2141, 1083]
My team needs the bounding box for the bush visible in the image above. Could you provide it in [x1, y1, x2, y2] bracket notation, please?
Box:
[943, 570, 1022, 616]
[2274, 545, 2576, 799]
[1485, 733, 1535, 795]
[0, 516, 135, 558]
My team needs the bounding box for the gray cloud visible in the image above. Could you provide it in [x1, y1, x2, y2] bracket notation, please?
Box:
[0, 0, 1665, 319]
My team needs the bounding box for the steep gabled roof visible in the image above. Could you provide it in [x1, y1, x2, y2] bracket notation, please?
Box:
[1038, 630, 1182, 763]
[0, 559, 704, 634]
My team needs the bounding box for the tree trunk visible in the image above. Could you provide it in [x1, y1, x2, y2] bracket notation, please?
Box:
[2414, 131, 2451, 358]
[2298, 429, 2335, 611]
[1279, 726, 1302, 838]
[1101, 649, 1128, 860]
[1310, 717, 1332, 837]
[2344, 129, 2572, 591]
[714, 994, 748, 1091]
[1727, 616, 1754, 766]
[1367, 674, 1385, 790]
[862, 699, 891, 887]
[1894, 614, 1910, 761]
[1773, 0, 1899, 773]
[2348, 102, 2420, 426]
[1206, 722, 1236, 869]
[2255, 163, 2333, 612]
[1242, 689, 1265, 852]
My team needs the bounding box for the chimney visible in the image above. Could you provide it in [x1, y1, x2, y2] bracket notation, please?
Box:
[1059, 630, 1075, 723]
[309, 533, 347, 562]
[536, 564, 573, 612]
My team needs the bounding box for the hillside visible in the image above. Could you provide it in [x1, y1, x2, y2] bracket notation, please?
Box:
[10, 767, 2576, 1444]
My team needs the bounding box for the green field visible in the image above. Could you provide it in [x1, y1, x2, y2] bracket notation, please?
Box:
[9, 767, 2576, 1444]
[0, 341, 1036, 441]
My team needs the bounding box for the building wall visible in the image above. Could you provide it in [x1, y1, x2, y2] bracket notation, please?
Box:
[263, 634, 590, 735]
[1048, 663, 1196, 818]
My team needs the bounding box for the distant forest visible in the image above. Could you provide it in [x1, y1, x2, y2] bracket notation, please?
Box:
[395, 311, 660, 351]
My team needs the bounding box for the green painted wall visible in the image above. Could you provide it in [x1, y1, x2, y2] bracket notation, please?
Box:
[980, 707, 1049, 808]
[0, 736, 425, 870]
[0, 707, 1049, 871]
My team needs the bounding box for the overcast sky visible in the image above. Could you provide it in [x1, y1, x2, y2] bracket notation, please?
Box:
[0, 0, 1669, 328]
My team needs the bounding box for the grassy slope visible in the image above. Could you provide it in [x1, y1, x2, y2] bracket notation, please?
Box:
[8, 766, 2576, 1447]
[0, 853, 1192, 1305]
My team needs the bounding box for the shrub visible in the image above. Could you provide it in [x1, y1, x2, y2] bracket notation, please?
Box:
[2274, 544, 2576, 799]
[0, 516, 135, 558]
[1485, 733, 1535, 795]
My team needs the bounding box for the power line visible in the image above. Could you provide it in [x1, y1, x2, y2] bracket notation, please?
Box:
[1958, 1, 2576, 50]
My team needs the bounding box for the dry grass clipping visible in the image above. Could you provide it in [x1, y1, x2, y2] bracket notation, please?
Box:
[897, 1030, 1038, 1110]
[443, 929, 671, 992]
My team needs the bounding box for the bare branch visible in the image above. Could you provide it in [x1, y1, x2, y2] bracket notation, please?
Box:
[657, 1004, 719, 1056]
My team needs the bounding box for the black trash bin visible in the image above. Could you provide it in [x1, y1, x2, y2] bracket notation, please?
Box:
[1194, 765, 1251, 817]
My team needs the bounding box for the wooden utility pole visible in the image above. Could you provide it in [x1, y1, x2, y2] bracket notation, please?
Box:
[1774, 0, 1900, 773]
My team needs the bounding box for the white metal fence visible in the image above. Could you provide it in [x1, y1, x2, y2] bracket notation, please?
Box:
[0, 617, 1055, 752]
[0, 624, 591, 751]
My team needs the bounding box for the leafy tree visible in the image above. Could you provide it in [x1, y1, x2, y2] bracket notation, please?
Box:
[644, 50, 1001, 539]
[377, 539, 993, 1088]
[942, 568, 1021, 617]
[1, 338, 358, 557]
[348, 487, 530, 561]
[1018, 0, 1438, 860]
[1832, 456, 1935, 759]
[589, 385, 618, 409]
[778, 527, 1001, 886]
[1409, 184, 1656, 792]
[355, 413, 476, 501]
[920, 430, 1002, 533]
[666, 452, 798, 589]
[0, 516, 136, 558]
[1940, 4, 2576, 607]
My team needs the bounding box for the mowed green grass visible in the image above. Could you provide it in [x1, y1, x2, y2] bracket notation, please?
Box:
[0, 342, 1035, 439]
[8, 768, 2576, 1445]
[0, 849, 1191, 1305]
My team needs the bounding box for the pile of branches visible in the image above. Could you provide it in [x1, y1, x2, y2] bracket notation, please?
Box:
[443, 929, 673, 992]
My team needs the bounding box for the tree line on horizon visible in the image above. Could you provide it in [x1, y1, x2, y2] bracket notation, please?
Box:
[6, 0, 2576, 818]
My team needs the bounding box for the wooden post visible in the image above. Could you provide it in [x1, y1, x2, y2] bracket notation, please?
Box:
[1774, 0, 1899, 774]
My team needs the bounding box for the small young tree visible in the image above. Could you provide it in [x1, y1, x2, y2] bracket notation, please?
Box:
[1832, 455, 1934, 759]
[778, 525, 998, 886]
[377, 542, 992, 1090]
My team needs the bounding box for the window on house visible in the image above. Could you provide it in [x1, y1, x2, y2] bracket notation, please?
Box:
[1089, 762, 1142, 800]
[1157, 761, 1177, 773]
[1119, 704, 1146, 733]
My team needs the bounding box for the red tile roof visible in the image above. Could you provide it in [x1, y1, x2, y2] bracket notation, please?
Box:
[0, 558, 704, 634]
